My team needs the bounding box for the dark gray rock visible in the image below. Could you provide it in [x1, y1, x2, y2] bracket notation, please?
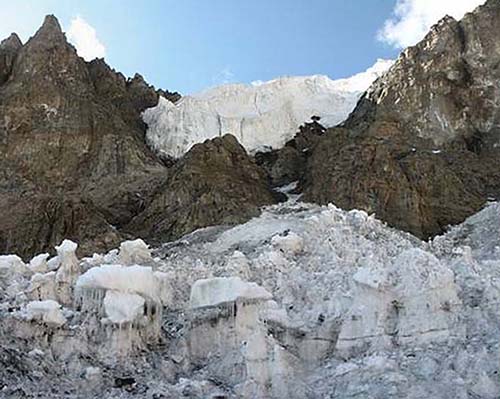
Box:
[0, 33, 22, 84]
[127, 134, 284, 244]
[255, 120, 325, 187]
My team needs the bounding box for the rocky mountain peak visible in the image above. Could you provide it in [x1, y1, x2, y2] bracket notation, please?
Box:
[346, 0, 499, 147]
[35, 14, 65, 41]
[0, 33, 22, 50]
[25, 14, 73, 55]
[0, 33, 22, 84]
[8, 14, 90, 96]
[0, 15, 166, 257]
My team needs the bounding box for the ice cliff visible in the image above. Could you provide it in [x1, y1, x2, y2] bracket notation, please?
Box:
[143, 59, 393, 158]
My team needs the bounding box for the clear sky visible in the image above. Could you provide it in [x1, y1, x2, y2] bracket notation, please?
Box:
[0, 0, 485, 94]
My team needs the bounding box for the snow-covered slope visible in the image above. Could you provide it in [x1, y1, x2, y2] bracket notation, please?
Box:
[144, 59, 394, 158]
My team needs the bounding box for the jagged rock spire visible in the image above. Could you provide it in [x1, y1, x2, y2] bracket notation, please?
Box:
[0, 14, 181, 259]
[22, 14, 68, 54]
[35, 14, 64, 38]
[0, 33, 22, 84]
[8, 13, 92, 95]
[0, 33, 22, 50]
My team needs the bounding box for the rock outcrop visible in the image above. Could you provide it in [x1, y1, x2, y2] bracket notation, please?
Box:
[299, 0, 500, 238]
[126, 134, 284, 244]
[0, 33, 22, 84]
[255, 118, 326, 187]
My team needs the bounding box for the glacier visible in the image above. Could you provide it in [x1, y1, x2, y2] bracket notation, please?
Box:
[143, 59, 394, 158]
[0, 195, 498, 398]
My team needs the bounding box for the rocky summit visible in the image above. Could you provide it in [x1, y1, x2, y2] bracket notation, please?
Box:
[0, 15, 163, 258]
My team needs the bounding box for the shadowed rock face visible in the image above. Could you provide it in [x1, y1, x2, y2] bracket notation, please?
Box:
[300, 0, 500, 239]
[0, 33, 22, 84]
[255, 120, 326, 187]
[0, 16, 279, 258]
[126, 134, 285, 244]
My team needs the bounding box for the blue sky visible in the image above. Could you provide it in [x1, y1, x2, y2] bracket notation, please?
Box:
[0, 0, 485, 94]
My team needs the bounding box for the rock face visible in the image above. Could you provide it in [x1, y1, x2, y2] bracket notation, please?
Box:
[143, 60, 393, 158]
[0, 15, 166, 258]
[0, 33, 22, 84]
[126, 134, 284, 244]
[299, 0, 500, 238]
[255, 119, 326, 187]
[0, 16, 278, 259]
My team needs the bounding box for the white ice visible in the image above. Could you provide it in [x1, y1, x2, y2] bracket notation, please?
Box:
[23, 299, 66, 327]
[103, 290, 145, 324]
[143, 59, 394, 158]
[189, 276, 273, 309]
[118, 239, 152, 265]
[76, 264, 160, 301]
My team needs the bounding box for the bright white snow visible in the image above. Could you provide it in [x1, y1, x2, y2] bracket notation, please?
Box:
[24, 300, 66, 327]
[103, 290, 145, 324]
[189, 276, 272, 309]
[76, 265, 160, 300]
[143, 59, 394, 158]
